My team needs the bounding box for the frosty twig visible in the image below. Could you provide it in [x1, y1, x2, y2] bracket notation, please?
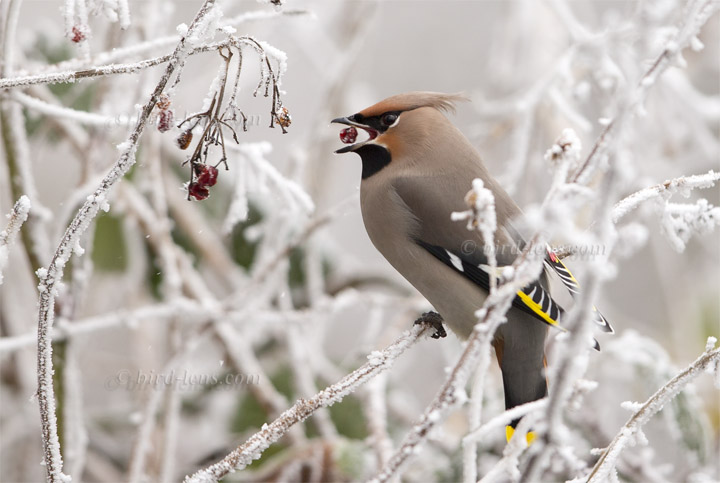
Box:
[34, 2, 220, 481]
[0, 195, 31, 285]
[587, 339, 720, 482]
[185, 323, 429, 482]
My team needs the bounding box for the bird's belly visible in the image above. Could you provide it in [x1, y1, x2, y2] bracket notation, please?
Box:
[360, 183, 493, 338]
[403, 255, 488, 338]
[365, 222, 485, 338]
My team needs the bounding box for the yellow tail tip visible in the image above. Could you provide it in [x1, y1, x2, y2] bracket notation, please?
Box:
[505, 425, 536, 445]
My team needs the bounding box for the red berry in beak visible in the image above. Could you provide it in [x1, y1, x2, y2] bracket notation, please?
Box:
[340, 126, 358, 144]
[196, 165, 219, 187]
[188, 182, 210, 200]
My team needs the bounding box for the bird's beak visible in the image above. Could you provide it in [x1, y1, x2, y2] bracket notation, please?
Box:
[332, 116, 378, 154]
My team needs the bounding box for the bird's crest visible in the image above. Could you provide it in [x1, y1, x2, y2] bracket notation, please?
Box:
[357, 92, 468, 118]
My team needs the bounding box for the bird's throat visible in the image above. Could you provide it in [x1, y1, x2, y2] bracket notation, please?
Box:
[356, 144, 391, 179]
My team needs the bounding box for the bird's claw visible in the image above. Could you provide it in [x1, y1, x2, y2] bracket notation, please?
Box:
[414, 311, 446, 339]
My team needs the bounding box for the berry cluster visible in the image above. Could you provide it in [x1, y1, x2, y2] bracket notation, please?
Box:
[71, 26, 86, 43]
[188, 164, 219, 201]
[155, 43, 290, 202]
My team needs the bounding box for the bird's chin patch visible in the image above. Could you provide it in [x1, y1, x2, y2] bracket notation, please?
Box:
[335, 127, 379, 154]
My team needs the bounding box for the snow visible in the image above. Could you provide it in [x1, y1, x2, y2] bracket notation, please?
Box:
[544, 128, 581, 171]
[176, 23, 189, 37]
[224, 142, 314, 234]
[118, 0, 131, 29]
[690, 36, 704, 52]
[0, 196, 31, 285]
[184, 2, 224, 48]
[660, 199, 720, 252]
[620, 400, 644, 412]
[705, 337, 717, 353]
[258, 40, 288, 80]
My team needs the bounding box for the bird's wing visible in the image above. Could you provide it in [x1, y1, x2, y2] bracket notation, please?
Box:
[543, 246, 614, 333]
[393, 174, 566, 330]
[416, 240, 567, 331]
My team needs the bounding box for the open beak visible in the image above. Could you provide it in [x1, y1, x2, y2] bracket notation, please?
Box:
[331, 116, 378, 154]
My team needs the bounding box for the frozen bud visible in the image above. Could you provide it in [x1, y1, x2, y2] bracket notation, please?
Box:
[157, 94, 172, 110]
[196, 165, 219, 187]
[157, 109, 174, 133]
[340, 126, 358, 144]
[176, 130, 193, 150]
[188, 182, 210, 201]
[276, 106, 291, 128]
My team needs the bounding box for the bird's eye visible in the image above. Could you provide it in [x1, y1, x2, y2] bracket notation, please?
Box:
[381, 113, 398, 126]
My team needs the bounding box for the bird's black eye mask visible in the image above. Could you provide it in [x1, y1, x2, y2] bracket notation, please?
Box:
[350, 111, 401, 133]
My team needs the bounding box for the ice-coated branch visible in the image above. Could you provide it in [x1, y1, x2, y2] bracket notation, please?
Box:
[0, 195, 31, 285]
[571, 0, 720, 184]
[2, 37, 244, 89]
[0, 300, 206, 354]
[552, 170, 720, 260]
[450, 179, 499, 483]
[660, 199, 720, 252]
[612, 170, 720, 223]
[184, 323, 429, 483]
[463, 398, 548, 446]
[451, 177, 497, 291]
[18, 8, 308, 79]
[34, 2, 219, 481]
[587, 339, 720, 483]
[12, 91, 134, 128]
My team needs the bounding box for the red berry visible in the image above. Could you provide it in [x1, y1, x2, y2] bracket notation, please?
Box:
[340, 126, 357, 144]
[71, 26, 86, 43]
[196, 165, 219, 187]
[188, 182, 209, 200]
[157, 109, 174, 132]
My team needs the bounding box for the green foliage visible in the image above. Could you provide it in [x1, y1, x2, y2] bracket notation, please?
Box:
[92, 213, 127, 272]
[326, 395, 367, 440]
[229, 204, 262, 269]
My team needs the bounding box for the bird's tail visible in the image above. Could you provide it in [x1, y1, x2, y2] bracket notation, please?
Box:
[494, 314, 548, 444]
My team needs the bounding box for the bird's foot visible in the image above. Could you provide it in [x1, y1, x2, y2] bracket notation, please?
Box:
[414, 311, 447, 339]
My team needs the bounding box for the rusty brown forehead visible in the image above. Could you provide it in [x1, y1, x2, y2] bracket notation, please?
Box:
[355, 92, 465, 118]
[356, 98, 414, 118]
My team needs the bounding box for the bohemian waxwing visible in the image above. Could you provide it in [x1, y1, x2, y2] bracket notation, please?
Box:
[331, 92, 612, 442]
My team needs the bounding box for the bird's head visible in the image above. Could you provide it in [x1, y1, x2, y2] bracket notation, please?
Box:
[332, 92, 467, 179]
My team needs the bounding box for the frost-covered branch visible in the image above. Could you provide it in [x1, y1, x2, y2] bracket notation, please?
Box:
[451, 179, 499, 483]
[571, 0, 720, 184]
[0, 34, 288, 90]
[34, 2, 220, 481]
[463, 398, 548, 446]
[12, 91, 134, 128]
[185, 323, 429, 483]
[15, 9, 308, 79]
[587, 338, 720, 483]
[612, 170, 720, 223]
[0, 195, 31, 285]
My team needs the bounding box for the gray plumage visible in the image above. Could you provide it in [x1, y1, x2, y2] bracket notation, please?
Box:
[333, 93, 550, 427]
